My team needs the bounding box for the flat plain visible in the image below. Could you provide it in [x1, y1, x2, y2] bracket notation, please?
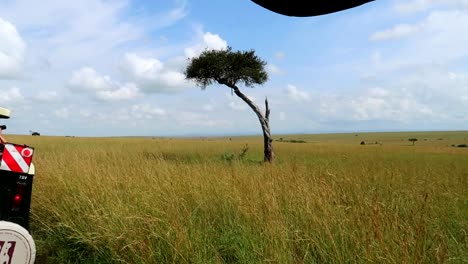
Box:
[9, 131, 468, 263]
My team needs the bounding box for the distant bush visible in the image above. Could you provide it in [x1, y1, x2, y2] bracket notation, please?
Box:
[289, 139, 306, 143]
[457, 144, 468, 148]
[360, 141, 381, 146]
[276, 139, 306, 143]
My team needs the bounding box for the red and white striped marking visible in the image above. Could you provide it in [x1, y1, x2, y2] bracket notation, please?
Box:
[0, 144, 34, 173]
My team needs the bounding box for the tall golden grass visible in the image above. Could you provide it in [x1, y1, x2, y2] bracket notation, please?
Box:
[9, 132, 467, 263]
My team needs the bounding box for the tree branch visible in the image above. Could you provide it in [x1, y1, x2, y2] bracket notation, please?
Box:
[265, 97, 270, 122]
[225, 84, 271, 138]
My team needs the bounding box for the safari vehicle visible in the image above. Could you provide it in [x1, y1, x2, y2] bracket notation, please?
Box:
[0, 107, 36, 264]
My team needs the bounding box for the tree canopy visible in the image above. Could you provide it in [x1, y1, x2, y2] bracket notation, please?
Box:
[185, 47, 268, 89]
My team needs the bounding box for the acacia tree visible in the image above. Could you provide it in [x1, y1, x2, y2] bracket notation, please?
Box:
[185, 47, 274, 162]
[408, 138, 418, 146]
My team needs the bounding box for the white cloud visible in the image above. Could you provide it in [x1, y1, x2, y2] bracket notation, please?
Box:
[177, 111, 232, 128]
[372, 2, 468, 43]
[184, 32, 228, 58]
[73, 104, 166, 125]
[54, 107, 69, 119]
[0, 87, 23, 104]
[96, 83, 140, 101]
[0, 17, 26, 78]
[368, 87, 389, 97]
[394, 0, 436, 14]
[275, 51, 285, 60]
[229, 101, 248, 110]
[394, 0, 468, 14]
[0, 1, 146, 71]
[226, 93, 257, 111]
[285, 85, 310, 102]
[122, 53, 164, 78]
[36, 90, 59, 102]
[69, 67, 141, 101]
[130, 104, 166, 119]
[318, 90, 412, 122]
[266, 64, 284, 75]
[203, 104, 214, 111]
[0, 0, 188, 84]
[69, 67, 114, 91]
[120, 53, 189, 93]
[370, 23, 422, 41]
[315, 68, 468, 124]
[203, 32, 228, 50]
[366, 9, 468, 74]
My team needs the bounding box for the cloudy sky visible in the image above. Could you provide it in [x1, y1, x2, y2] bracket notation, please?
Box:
[1, 0, 467, 137]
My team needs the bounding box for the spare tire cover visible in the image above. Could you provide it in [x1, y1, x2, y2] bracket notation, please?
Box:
[0, 221, 36, 264]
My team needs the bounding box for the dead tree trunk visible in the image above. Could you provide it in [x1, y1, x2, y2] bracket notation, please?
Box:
[228, 84, 274, 162]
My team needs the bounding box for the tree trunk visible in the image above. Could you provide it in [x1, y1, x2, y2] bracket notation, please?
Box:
[263, 98, 274, 162]
[228, 84, 274, 162]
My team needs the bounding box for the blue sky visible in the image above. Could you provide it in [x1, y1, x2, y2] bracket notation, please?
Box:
[1, 0, 467, 137]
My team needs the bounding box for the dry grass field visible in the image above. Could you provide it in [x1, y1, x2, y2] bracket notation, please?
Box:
[8, 131, 468, 263]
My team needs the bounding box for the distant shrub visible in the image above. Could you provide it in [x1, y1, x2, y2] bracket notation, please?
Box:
[288, 139, 306, 143]
[457, 144, 468, 148]
[276, 139, 306, 143]
[360, 141, 365, 145]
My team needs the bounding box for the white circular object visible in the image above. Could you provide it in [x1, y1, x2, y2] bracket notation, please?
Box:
[20, 148, 33, 158]
[0, 221, 36, 264]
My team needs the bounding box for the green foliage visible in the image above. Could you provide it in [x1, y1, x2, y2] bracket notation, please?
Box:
[185, 47, 268, 88]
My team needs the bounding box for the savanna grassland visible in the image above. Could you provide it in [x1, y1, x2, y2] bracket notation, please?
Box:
[9, 131, 468, 264]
